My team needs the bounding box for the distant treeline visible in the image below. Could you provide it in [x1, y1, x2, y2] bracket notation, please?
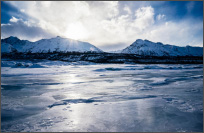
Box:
[1, 51, 203, 64]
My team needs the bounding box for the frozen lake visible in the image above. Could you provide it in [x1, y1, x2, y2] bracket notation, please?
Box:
[1, 60, 203, 132]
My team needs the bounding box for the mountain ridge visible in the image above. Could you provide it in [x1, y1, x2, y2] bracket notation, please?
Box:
[1, 36, 203, 57]
[120, 39, 203, 56]
[1, 36, 103, 53]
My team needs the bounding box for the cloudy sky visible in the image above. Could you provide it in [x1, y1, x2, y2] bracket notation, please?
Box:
[1, 1, 203, 51]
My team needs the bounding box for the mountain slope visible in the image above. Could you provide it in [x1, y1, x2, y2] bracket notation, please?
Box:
[1, 36, 32, 53]
[1, 42, 16, 53]
[121, 39, 203, 56]
[1, 36, 103, 53]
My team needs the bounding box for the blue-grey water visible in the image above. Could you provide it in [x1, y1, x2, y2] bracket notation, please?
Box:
[1, 60, 203, 132]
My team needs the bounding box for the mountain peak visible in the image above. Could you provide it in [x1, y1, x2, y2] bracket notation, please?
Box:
[121, 39, 203, 56]
[135, 39, 153, 44]
[1, 36, 21, 44]
[51, 36, 71, 40]
[135, 39, 144, 43]
[55, 36, 63, 39]
[1, 36, 103, 53]
[6, 36, 19, 40]
[51, 36, 63, 39]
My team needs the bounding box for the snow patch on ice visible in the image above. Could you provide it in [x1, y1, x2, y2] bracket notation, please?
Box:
[48, 99, 103, 108]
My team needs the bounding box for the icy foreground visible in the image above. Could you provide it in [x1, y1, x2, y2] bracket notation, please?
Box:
[1, 60, 203, 132]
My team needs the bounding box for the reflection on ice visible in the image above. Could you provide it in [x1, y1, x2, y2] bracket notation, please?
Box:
[1, 60, 203, 132]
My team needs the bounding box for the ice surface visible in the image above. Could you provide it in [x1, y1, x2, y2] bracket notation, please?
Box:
[1, 60, 203, 132]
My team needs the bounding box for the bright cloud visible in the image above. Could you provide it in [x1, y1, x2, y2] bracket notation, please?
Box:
[156, 14, 165, 20]
[9, 16, 19, 23]
[134, 6, 155, 30]
[1, 1, 203, 51]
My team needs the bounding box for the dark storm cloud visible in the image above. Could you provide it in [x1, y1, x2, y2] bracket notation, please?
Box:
[1, 18, 54, 41]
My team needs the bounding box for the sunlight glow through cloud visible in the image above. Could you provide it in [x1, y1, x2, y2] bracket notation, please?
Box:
[65, 22, 90, 40]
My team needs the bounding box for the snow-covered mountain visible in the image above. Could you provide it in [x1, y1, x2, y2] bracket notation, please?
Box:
[121, 39, 203, 56]
[1, 36, 103, 53]
[1, 37, 203, 57]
